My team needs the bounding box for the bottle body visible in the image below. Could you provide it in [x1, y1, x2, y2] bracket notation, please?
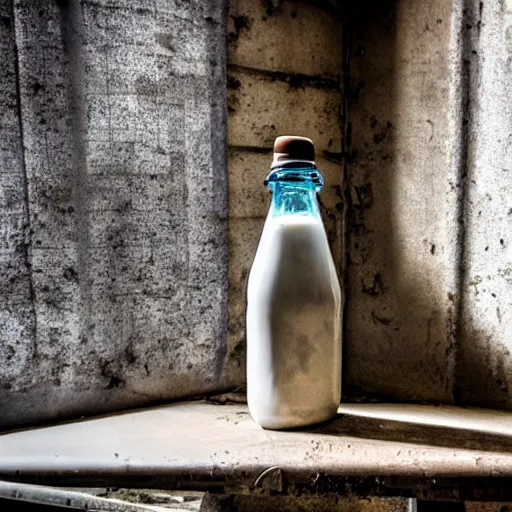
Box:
[246, 165, 342, 429]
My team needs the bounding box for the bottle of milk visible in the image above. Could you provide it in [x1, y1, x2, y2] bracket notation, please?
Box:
[247, 135, 342, 430]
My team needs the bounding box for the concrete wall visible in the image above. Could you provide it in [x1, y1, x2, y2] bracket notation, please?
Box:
[0, 0, 229, 429]
[0, 0, 37, 410]
[225, 0, 344, 385]
[456, 0, 512, 408]
[344, 0, 512, 408]
[3, 0, 512, 429]
[344, 0, 459, 402]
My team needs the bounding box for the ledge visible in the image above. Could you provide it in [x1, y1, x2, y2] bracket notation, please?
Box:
[1, 401, 512, 501]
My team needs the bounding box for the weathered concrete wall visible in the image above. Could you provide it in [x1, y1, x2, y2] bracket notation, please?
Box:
[4, 0, 512, 429]
[225, 0, 343, 385]
[0, 0, 37, 404]
[456, 0, 512, 408]
[344, 0, 459, 402]
[344, 0, 512, 408]
[0, 0, 228, 429]
[225, 0, 512, 410]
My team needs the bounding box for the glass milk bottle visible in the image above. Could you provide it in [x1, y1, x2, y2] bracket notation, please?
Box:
[246, 136, 342, 429]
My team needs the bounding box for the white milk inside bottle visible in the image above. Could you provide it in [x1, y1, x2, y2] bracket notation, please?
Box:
[246, 136, 342, 430]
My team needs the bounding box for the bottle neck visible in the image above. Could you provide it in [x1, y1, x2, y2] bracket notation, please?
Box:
[265, 165, 323, 220]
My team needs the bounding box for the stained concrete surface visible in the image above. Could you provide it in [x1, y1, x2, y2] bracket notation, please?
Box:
[0, 0, 37, 416]
[456, 0, 512, 408]
[225, 0, 512, 411]
[2, 402, 512, 478]
[0, 0, 229, 429]
[343, 0, 459, 402]
[343, 0, 512, 407]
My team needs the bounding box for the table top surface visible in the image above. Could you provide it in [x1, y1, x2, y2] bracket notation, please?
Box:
[1, 400, 512, 499]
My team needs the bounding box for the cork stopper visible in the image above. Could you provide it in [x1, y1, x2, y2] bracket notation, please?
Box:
[271, 136, 315, 168]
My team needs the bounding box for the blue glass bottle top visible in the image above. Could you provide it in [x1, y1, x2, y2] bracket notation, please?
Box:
[264, 165, 324, 191]
[265, 165, 324, 219]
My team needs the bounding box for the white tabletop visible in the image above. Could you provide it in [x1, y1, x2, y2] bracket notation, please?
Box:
[1, 401, 512, 498]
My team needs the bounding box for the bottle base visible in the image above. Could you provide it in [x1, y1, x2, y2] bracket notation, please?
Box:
[250, 406, 338, 430]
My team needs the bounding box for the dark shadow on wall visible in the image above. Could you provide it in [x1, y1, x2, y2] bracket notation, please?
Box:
[341, 0, 503, 407]
[342, 0, 440, 403]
